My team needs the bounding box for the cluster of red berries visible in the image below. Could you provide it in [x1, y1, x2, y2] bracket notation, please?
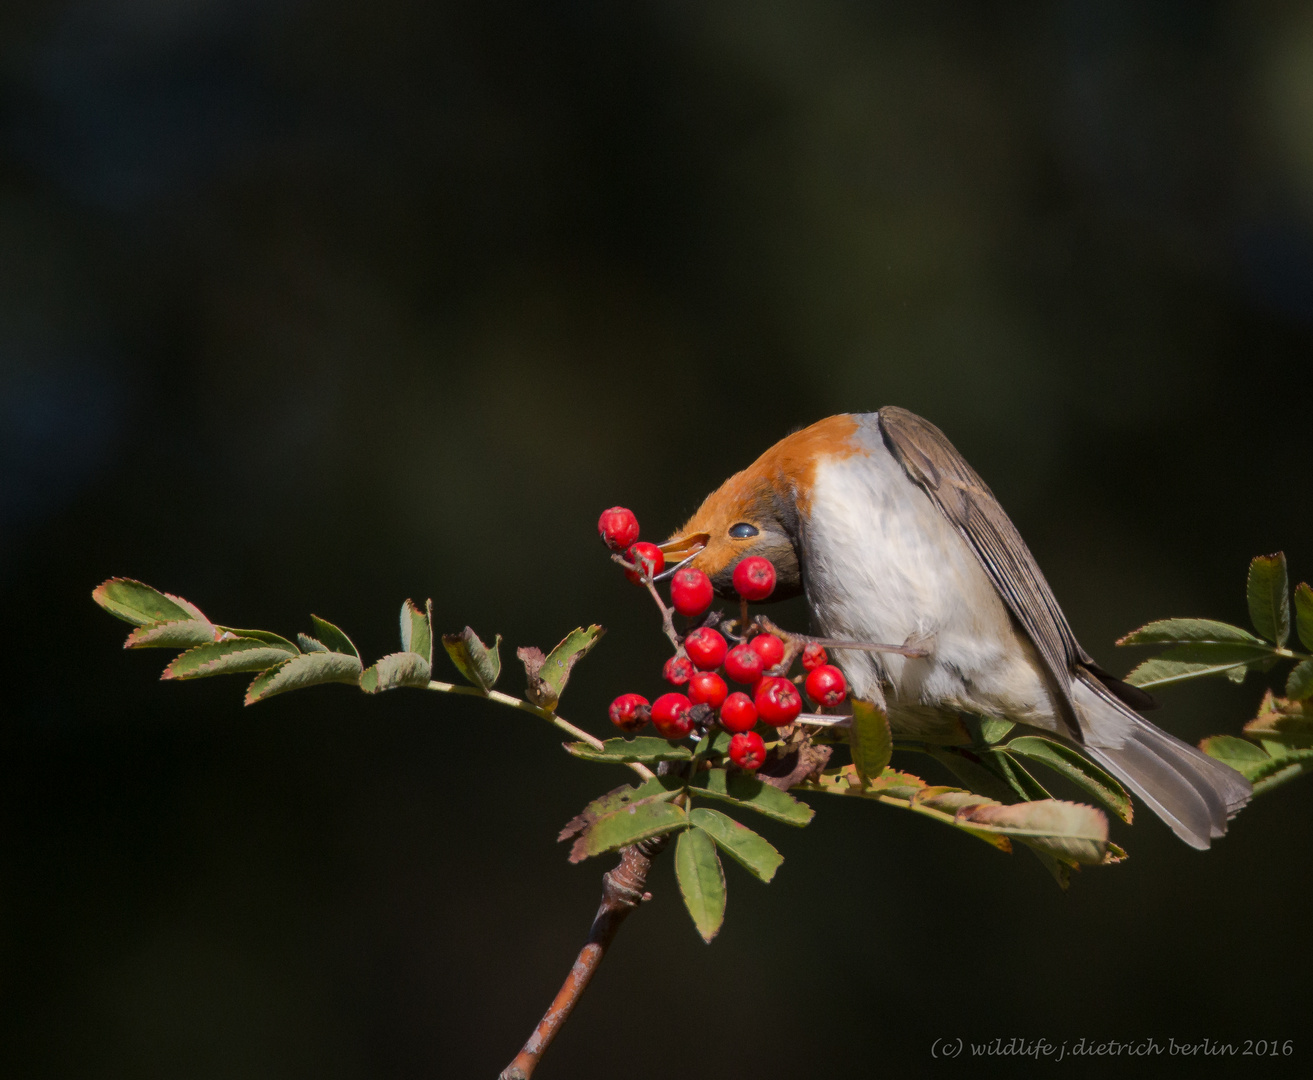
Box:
[599, 506, 849, 772]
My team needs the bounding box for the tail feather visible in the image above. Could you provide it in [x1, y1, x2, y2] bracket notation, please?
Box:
[1074, 681, 1251, 850]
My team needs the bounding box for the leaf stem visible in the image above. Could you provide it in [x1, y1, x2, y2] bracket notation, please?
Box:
[425, 681, 656, 781]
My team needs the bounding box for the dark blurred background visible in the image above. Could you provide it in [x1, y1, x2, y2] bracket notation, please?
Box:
[3, 1, 1313, 1077]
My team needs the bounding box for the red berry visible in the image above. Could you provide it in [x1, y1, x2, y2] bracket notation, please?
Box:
[608, 693, 649, 733]
[624, 542, 665, 584]
[754, 676, 802, 726]
[718, 691, 757, 732]
[724, 642, 765, 684]
[732, 556, 776, 601]
[749, 633, 785, 669]
[801, 642, 828, 671]
[669, 567, 714, 617]
[683, 627, 728, 670]
[663, 655, 694, 685]
[805, 664, 847, 708]
[728, 731, 767, 771]
[598, 506, 640, 551]
[651, 692, 695, 739]
[688, 670, 728, 708]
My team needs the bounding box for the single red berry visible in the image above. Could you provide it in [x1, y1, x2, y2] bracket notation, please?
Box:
[597, 506, 640, 551]
[732, 556, 776, 601]
[663, 655, 694, 685]
[651, 692, 694, 739]
[669, 567, 714, 617]
[801, 642, 829, 671]
[624, 541, 665, 584]
[749, 633, 785, 669]
[805, 664, 847, 708]
[608, 693, 650, 733]
[754, 676, 802, 726]
[718, 691, 758, 732]
[688, 670, 728, 708]
[683, 627, 728, 670]
[728, 730, 767, 771]
[724, 642, 765, 684]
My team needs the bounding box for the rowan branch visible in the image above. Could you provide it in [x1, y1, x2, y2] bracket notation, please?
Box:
[498, 835, 669, 1080]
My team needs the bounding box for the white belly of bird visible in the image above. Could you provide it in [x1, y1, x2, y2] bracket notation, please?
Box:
[802, 449, 1062, 732]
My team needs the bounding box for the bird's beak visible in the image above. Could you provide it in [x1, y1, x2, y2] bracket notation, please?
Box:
[659, 532, 709, 564]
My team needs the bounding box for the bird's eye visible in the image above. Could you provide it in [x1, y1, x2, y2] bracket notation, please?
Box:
[728, 522, 759, 539]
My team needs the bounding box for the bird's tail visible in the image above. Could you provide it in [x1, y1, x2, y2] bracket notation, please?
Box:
[1073, 680, 1251, 850]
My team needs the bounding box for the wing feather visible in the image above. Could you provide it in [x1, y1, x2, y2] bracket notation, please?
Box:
[877, 406, 1085, 738]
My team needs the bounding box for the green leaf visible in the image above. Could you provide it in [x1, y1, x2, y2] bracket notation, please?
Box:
[564, 737, 693, 764]
[125, 620, 217, 649]
[441, 627, 503, 692]
[1295, 583, 1313, 653]
[244, 651, 364, 704]
[1248, 553, 1290, 646]
[92, 578, 207, 626]
[1004, 736, 1133, 823]
[1287, 660, 1313, 701]
[929, 748, 1030, 804]
[400, 599, 433, 667]
[163, 637, 299, 680]
[309, 615, 359, 658]
[978, 718, 1015, 743]
[1124, 643, 1276, 689]
[567, 799, 688, 863]
[297, 634, 328, 653]
[849, 698, 892, 785]
[675, 827, 726, 943]
[690, 768, 814, 827]
[1200, 735, 1271, 778]
[214, 628, 301, 652]
[519, 626, 605, 710]
[955, 800, 1110, 865]
[359, 652, 432, 693]
[979, 749, 1052, 802]
[1116, 618, 1265, 647]
[558, 777, 683, 846]
[689, 808, 783, 882]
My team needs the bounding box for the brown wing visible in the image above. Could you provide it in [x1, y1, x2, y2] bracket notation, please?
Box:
[877, 406, 1086, 739]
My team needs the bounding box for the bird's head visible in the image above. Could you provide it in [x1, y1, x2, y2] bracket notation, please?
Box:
[658, 415, 863, 601]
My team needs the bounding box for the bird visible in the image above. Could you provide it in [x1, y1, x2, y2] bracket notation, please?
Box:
[658, 408, 1251, 849]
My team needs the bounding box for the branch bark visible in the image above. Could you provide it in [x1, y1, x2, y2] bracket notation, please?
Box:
[498, 835, 668, 1079]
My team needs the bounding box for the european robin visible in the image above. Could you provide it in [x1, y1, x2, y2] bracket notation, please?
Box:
[660, 408, 1251, 849]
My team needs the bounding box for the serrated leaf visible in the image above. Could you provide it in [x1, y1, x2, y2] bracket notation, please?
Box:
[978, 718, 1015, 743]
[1248, 553, 1290, 646]
[1243, 695, 1313, 747]
[568, 799, 688, 863]
[297, 634, 328, 653]
[125, 620, 218, 649]
[1200, 735, 1271, 779]
[689, 808, 783, 882]
[1116, 618, 1264, 647]
[1004, 736, 1133, 823]
[957, 800, 1109, 865]
[1286, 660, 1313, 701]
[244, 651, 364, 704]
[359, 651, 431, 693]
[309, 615, 359, 658]
[519, 626, 605, 710]
[400, 599, 433, 667]
[442, 627, 502, 692]
[558, 778, 682, 844]
[215, 627, 301, 652]
[1294, 583, 1313, 653]
[564, 737, 693, 764]
[979, 748, 1052, 802]
[849, 698, 892, 785]
[676, 827, 726, 942]
[690, 768, 814, 826]
[93, 578, 207, 627]
[1124, 643, 1276, 689]
[163, 637, 299, 680]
